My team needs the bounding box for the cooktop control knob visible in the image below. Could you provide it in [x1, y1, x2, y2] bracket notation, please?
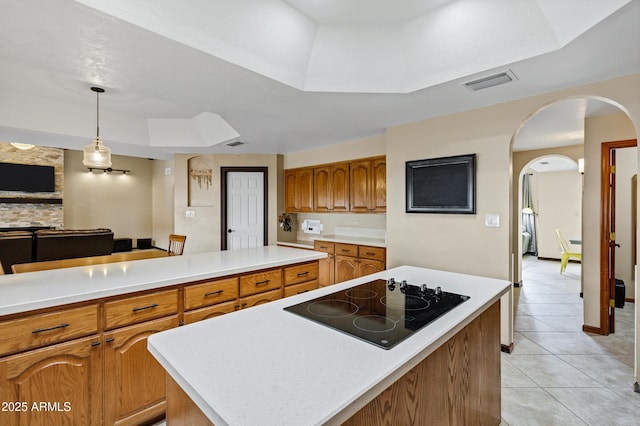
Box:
[401, 280, 407, 287]
[421, 284, 428, 292]
[387, 278, 396, 291]
[435, 286, 443, 297]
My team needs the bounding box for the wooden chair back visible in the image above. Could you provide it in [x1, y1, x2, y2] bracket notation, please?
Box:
[168, 234, 187, 255]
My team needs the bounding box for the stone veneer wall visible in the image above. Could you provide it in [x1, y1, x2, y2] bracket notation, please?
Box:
[0, 142, 64, 229]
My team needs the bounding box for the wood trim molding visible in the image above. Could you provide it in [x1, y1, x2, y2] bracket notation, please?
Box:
[600, 139, 637, 335]
[220, 167, 269, 251]
[583, 324, 604, 335]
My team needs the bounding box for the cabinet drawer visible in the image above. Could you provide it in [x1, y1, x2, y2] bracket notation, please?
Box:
[358, 245, 385, 262]
[284, 262, 319, 286]
[183, 301, 238, 325]
[335, 243, 358, 257]
[313, 240, 335, 254]
[239, 288, 282, 309]
[184, 277, 238, 311]
[104, 290, 178, 330]
[283, 280, 318, 298]
[0, 304, 98, 356]
[239, 269, 282, 297]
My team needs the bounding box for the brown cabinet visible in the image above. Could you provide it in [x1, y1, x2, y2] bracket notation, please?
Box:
[349, 156, 386, 213]
[314, 241, 335, 287]
[284, 167, 313, 212]
[313, 163, 350, 212]
[104, 289, 178, 330]
[239, 288, 282, 309]
[320, 242, 386, 284]
[0, 304, 98, 356]
[240, 269, 283, 297]
[104, 316, 178, 426]
[0, 259, 319, 426]
[283, 261, 319, 296]
[0, 335, 103, 426]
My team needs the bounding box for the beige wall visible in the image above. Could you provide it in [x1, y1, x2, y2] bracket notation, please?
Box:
[284, 134, 385, 169]
[63, 150, 153, 242]
[173, 153, 279, 254]
[534, 170, 583, 259]
[512, 145, 584, 283]
[614, 147, 637, 299]
[151, 159, 175, 251]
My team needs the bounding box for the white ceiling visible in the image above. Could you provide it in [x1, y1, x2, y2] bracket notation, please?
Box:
[527, 156, 578, 173]
[0, 0, 638, 160]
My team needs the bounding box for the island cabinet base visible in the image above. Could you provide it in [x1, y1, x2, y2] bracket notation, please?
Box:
[342, 301, 501, 426]
[163, 301, 501, 426]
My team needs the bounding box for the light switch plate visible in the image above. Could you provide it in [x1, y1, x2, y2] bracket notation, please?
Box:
[186, 210, 196, 218]
[165, 167, 172, 175]
[485, 213, 500, 227]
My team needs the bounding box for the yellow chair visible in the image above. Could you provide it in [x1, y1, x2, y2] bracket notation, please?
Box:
[555, 229, 581, 273]
[168, 234, 187, 256]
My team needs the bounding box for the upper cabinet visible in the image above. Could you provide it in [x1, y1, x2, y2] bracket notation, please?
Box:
[350, 156, 386, 213]
[313, 163, 350, 213]
[285, 156, 385, 214]
[284, 168, 314, 213]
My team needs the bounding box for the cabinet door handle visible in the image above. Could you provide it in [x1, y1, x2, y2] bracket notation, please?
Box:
[204, 290, 224, 297]
[241, 302, 248, 307]
[105, 337, 115, 343]
[297, 272, 309, 277]
[32, 323, 69, 334]
[255, 280, 270, 286]
[132, 303, 158, 313]
[234, 304, 240, 310]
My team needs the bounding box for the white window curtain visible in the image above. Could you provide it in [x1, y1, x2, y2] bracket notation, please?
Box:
[522, 173, 538, 255]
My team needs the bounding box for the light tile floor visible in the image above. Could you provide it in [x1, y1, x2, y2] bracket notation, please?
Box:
[501, 256, 639, 425]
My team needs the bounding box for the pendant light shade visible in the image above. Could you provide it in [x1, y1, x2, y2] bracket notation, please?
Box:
[83, 87, 112, 168]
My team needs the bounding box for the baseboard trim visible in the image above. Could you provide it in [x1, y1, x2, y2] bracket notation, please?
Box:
[501, 343, 514, 354]
[537, 256, 581, 264]
[625, 297, 635, 303]
[583, 324, 605, 335]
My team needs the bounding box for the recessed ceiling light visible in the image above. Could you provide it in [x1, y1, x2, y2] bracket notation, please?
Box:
[226, 141, 245, 147]
[539, 161, 549, 165]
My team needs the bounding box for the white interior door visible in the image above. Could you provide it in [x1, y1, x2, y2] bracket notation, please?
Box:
[226, 171, 264, 250]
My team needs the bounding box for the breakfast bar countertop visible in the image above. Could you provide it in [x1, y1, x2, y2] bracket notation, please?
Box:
[148, 265, 510, 425]
[0, 246, 326, 317]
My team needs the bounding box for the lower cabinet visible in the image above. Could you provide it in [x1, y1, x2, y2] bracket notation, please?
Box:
[0, 335, 103, 426]
[319, 242, 386, 285]
[103, 316, 179, 426]
[239, 288, 282, 309]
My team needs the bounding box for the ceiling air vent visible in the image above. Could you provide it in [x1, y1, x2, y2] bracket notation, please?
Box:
[463, 70, 517, 91]
[225, 141, 245, 147]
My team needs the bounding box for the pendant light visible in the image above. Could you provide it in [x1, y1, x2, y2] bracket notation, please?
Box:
[83, 86, 112, 168]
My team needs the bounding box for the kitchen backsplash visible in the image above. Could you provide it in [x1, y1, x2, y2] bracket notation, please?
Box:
[290, 212, 386, 241]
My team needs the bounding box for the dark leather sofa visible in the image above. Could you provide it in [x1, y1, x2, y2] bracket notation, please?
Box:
[34, 229, 114, 262]
[0, 228, 114, 273]
[0, 231, 35, 274]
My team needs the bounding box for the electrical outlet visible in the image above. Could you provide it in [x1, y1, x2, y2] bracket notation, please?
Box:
[186, 210, 196, 218]
[354, 218, 359, 225]
[164, 167, 172, 175]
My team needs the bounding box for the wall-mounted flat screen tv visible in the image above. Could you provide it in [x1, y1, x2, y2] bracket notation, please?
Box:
[406, 154, 476, 214]
[0, 162, 56, 193]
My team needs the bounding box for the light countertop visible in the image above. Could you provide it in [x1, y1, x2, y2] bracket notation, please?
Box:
[147, 265, 510, 425]
[277, 235, 386, 248]
[0, 246, 326, 317]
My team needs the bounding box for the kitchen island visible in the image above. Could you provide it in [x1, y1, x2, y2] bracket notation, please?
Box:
[148, 265, 510, 425]
[0, 246, 325, 426]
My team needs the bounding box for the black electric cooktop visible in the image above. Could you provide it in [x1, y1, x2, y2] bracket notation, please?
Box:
[284, 278, 470, 349]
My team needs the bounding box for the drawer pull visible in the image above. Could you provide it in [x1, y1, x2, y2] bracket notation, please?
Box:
[255, 280, 270, 286]
[204, 290, 224, 297]
[32, 323, 69, 334]
[297, 272, 309, 277]
[365, 252, 376, 256]
[341, 249, 351, 252]
[91, 341, 101, 347]
[297, 290, 310, 294]
[241, 302, 248, 307]
[132, 303, 158, 313]
[105, 337, 115, 343]
[320, 246, 328, 249]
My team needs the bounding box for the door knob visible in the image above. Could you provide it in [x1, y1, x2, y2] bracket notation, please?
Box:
[228, 229, 235, 233]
